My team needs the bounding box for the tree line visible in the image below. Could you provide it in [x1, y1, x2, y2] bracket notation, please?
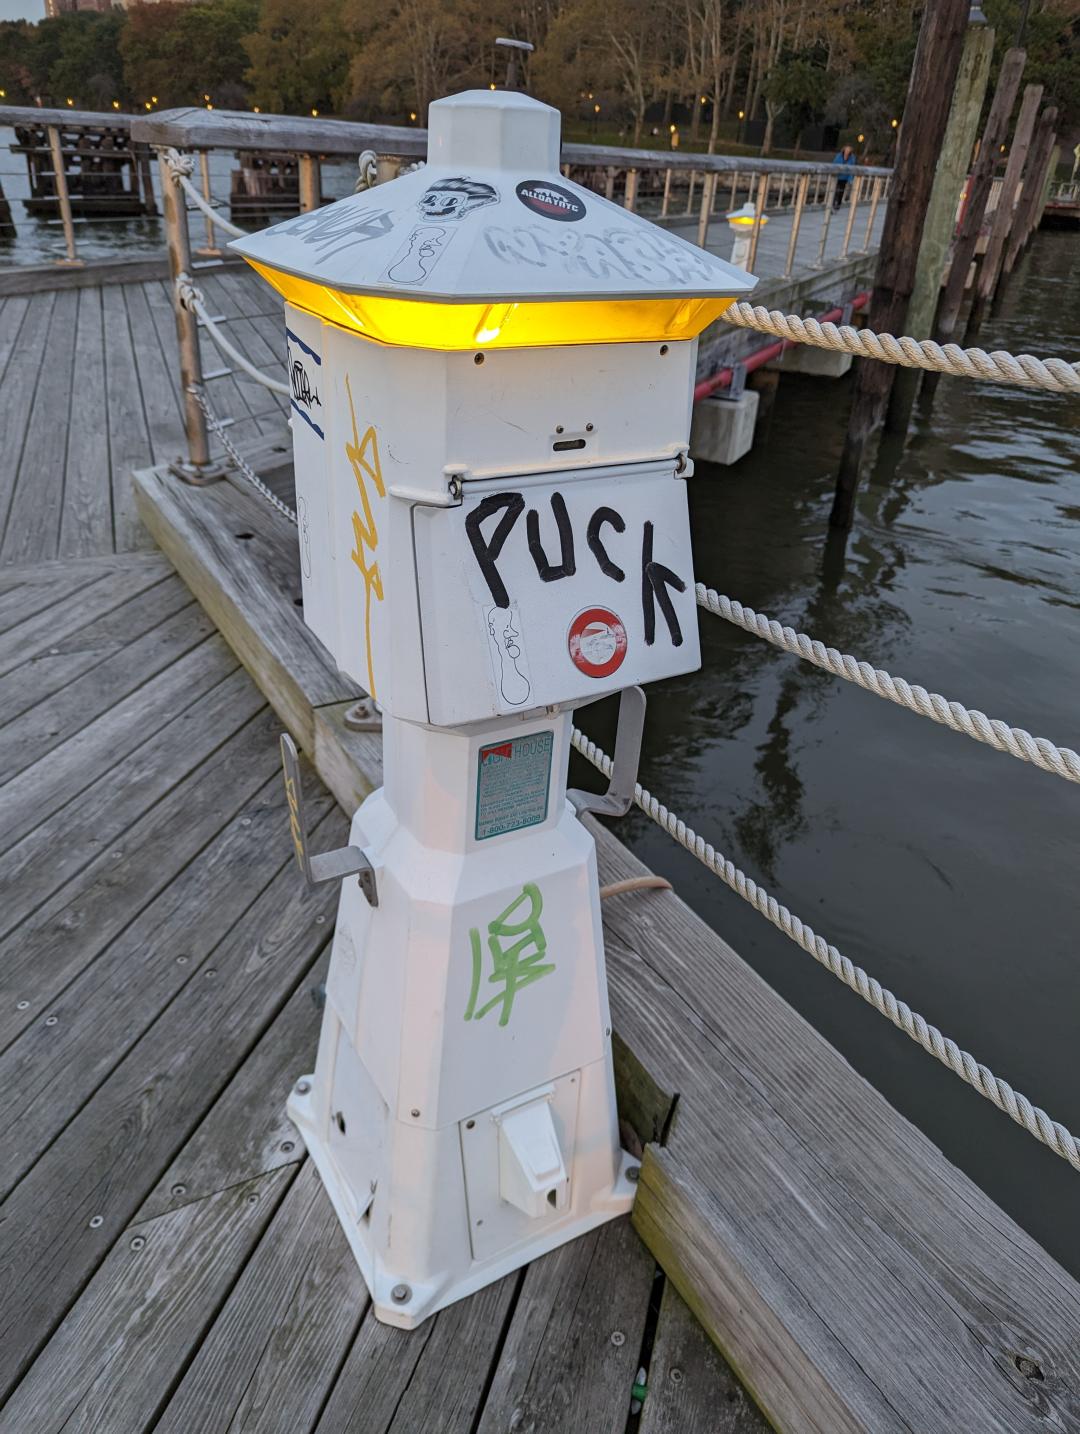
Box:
[0, 0, 1076, 159]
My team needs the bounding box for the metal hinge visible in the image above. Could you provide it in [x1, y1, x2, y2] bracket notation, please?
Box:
[568, 686, 646, 819]
[280, 734, 378, 905]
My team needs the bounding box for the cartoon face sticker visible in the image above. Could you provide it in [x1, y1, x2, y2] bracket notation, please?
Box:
[417, 176, 499, 221]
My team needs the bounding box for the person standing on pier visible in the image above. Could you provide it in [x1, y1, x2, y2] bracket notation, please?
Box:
[832, 144, 857, 207]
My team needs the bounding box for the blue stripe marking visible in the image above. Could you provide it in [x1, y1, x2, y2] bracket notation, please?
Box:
[291, 400, 324, 439]
[286, 327, 322, 365]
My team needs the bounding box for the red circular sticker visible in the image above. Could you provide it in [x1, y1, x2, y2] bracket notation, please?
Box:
[567, 608, 628, 679]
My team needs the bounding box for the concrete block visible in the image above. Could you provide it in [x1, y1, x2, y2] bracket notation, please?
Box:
[688, 389, 759, 467]
[767, 345, 852, 377]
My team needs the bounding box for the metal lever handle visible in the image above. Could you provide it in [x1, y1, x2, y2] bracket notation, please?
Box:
[568, 686, 646, 819]
[280, 734, 378, 906]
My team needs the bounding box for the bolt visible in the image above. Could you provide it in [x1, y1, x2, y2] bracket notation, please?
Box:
[241, 816, 252, 826]
[176, 955, 188, 965]
[130, 1236, 146, 1251]
[280, 1140, 295, 1154]
[88, 1215, 104, 1229]
[410, 1108, 420, 1118]
[44, 1015, 58, 1027]
[465, 1119, 476, 1130]
[171, 1183, 187, 1197]
[611, 1330, 625, 1347]
[315, 915, 326, 925]
[16, 1000, 28, 1011]
[670, 1368, 684, 1385]
[204, 968, 217, 979]
[391, 1283, 411, 1304]
[627, 1166, 640, 1184]
[295, 1079, 311, 1095]
[246, 1192, 259, 1205]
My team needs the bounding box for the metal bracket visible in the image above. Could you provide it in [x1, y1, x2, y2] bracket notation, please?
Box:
[280, 734, 378, 905]
[568, 686, 646, 819]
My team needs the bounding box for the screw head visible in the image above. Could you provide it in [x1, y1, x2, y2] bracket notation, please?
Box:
[391, 1283, 411, 1304]
[246, 1192, 259, 1205]
[280, 1140, 295, 1154]
[315, 914, 326, 925]
[295, 1079, 311, 1095]
[171, 1182, 187, 1196]
[627, 1165, 640, 1184]
[241, 817, 252, 827]
[410, 1108, 420, 1119]
[176, 955, 188, 965]
[610, 1330, 626, 1347]
[16, 1000, 28, 1011]
[44, 1015, 58, 1027]
[88, 1215, 104, 1229]
[130, 1236, 146, 1251]
[670, 1367, 684, 1385]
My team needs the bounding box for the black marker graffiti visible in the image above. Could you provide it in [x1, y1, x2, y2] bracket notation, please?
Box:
[526, 492, 575, 582]
[290, 360, 321, 410]
[641, 521, 685, 648]
[587, 507, 626, 582]
[465, 493, 526, 610]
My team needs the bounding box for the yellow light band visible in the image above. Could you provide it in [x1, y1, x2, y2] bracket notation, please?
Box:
[248, 262, 733, 351]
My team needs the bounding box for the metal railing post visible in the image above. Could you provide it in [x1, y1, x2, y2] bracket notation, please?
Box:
[783, 172, 809, 276]
[197, 150, 220, 255]
[46, 125, 80, 266]
[747, 171, 768, 272]
[840, 174, 861, 258]
[660, 167, 672, 218]
[157, 149, 223, 481]
[299, 153, 321, 212]
[815, 177, 838, 266]
[862, 176, 884, 252]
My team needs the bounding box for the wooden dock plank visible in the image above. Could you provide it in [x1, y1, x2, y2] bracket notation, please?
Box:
[315, 1274, 520, 1434]
[195, 270, 288, 441]
[0, 570, 192, 728]
[154, 1161, 366, 1434]
[0, 768, 322, 1198]
[59, 285, 113, 559]
[640, 1281, 770, 1434]
[476, 1217, 655, 1434]
[138, 948, 330, 1222]
[0, 293, 30, 386]
[0, 287, 78, 565]
[0, 289, 56, 555]
[102, 281, 157, 553]
[0, 1168, 295, 1434]
[122, 279, 188, 469]
[134, 465, 355, 756]
[0, 631, 237, 850]
[0, 695, 279, 1047]
[0, 546, 170, 676]
[0, 593, 211, 779]
[0, 664, 261, 952]
[0, 806, 342, 1399]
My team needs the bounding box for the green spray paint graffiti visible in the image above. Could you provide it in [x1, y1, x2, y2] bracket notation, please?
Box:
[464, 882, 554, 1027]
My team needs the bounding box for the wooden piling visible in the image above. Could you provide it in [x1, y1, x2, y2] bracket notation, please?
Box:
[922, 47, 1026, 403]
[1003, 106, 1057, 275]
[829, 0, 970, 531]
[884, 17, 994, 433]
[966, 81, 1043, 333]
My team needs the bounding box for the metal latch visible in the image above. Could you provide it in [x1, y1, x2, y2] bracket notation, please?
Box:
[280, 734, 378, 905]
[568, 685, 645, 819]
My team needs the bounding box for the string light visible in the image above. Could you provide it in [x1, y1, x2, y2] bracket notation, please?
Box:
[111, 100, 120, 110]
[311, 107, 318, 117]
[66, 98, 73, 106]
[593, 103, 600, 114]
[891, 118, 899, 128]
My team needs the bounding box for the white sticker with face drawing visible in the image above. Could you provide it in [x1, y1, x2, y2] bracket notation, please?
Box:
[484, 603, 532, 707]
[380, 176, 499, 286]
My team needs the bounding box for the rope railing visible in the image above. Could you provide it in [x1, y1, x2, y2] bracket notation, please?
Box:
[176, 274, 290, 398]
[163, 147, 245, 239]
[722, 301, 1080, 395]
[570, 726, 1080, 1172]
[696, 586, 1080, 785]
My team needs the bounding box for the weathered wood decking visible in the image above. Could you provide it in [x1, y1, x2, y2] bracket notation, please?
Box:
[0, 546, 763, 1432]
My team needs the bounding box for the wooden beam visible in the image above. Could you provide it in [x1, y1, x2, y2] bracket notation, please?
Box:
[1003, 106, 1058, 274]
[830, 0, 971, 529]
[968, 81, 1044, 329]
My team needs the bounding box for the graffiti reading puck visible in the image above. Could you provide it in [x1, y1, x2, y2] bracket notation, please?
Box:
[515, 180, 586, 223]
[568, 608, 628, 679]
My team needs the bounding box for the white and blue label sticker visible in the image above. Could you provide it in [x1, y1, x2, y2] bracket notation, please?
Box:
[287, 328, 323, 438]
[475, 731, 553, 841]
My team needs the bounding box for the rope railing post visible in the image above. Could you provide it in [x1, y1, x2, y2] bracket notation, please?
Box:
[685, 169, 697, 215]
[862, 176, 884, 253]
[746, 170, 768, 273]
[783, 172, 809, 277]
[46, 125, 79, 267]
[624, 168, 639, 212]
[814, 177, 837, 267]
[840, 174, 861, 258]
[697, 170, 716, 248]
[660, 166, 672, 218]
[197, 150, 220, 256]
[298, 153, 321, 212]
[157, 148, 226, 483]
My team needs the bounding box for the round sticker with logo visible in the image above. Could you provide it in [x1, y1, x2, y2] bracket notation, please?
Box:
[567, 608, 628, 679]
[515, 180, 586, 223]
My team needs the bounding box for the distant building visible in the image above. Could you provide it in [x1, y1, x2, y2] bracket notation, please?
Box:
[44, 0, 117, 14]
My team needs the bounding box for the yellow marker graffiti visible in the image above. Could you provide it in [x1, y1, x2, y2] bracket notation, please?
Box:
[344, 373, 386, 698]
[283, 770, 305, 871]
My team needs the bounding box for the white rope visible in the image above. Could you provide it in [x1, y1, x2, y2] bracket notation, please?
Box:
[722, 301, 1080, 395]
[354, 149, 378, 193]
[177, 275, 290, 398]
[697, 586, 1080, 786]
[163, 148, 245, 240]
[571, 726, 1080, 1171]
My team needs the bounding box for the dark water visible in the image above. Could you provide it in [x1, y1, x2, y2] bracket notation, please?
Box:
[607, 230, 1080, 1276]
